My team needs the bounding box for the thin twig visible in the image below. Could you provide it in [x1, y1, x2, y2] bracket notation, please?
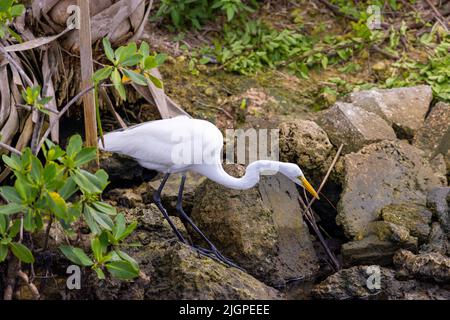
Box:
[424, 0, 449, 32]
[0, 142, 22, 155]
[36, 83, 114, 154]
[16, 104, 60, 115]
[305, 144, 344, 212]
[0, 45, 34, 87]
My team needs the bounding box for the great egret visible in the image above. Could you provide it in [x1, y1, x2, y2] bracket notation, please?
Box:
[100, 116, 319, 268]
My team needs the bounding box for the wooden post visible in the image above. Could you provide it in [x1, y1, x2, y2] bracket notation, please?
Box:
[78, 0, 97, 148]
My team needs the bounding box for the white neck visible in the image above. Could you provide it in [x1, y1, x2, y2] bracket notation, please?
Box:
[192, 160, 288, 190]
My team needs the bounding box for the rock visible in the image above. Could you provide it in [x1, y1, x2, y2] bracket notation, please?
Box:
[312, 265, 450, 300]
[106, 187, 145, 208]
[394, 249, 450, 283]
[414, 102, 450, 172]
[312, 265, 391, 300]
[139, 242, 282, 300]
[427, 187, 450, 235]
[131, 204, 191, 244]
[341, 234, 417, 266]
[348, 85, 433, 139]
[381, 204, 432, 242]
[317, 102, 396, 154]
[191, 166, 319, 286]
[99, 151, 157, 188]
[279, 120, 335, 177]
[420, 223, 449, 256]
[337, 140, 445, 238]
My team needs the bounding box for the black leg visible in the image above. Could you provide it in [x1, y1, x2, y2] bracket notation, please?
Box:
[176, 175, 245, 271]
[153, 173, 187, 243]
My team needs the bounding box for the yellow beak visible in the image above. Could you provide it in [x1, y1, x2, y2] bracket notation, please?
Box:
[300, 176, 320, 200]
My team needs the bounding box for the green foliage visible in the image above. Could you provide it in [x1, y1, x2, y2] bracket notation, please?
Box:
[154, 0, 256, 30]
[195, 19, 372, 78]
[385, 34, 450, 102]
[21, 86, 53, 115]
[93, 39, 166, 101]
[0, 0, 24, 39]
[0, 135, 139, 280]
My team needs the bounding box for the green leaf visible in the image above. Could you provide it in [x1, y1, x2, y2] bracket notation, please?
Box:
[103, 38, 115, 63]
[121, 69, 147, 86]
[106, 261, 139, 280]
[147, 73, 163, 89]
[8, 219, 21, 238]
[0, 0, 13, 12]
[93, 66, 113, 83]
[91, 237, 104, 262]
[2, 154, 22, 171]
[46, 192, 68, 220]
[30, 156, 44, 184]
[120, 54, 143, 67]
[0, 203, 25, 216]
[144, 56, 157, 69]
[66, 135, 83, 158]
[116, 250, 139, 272]
[0, 244, 8, 262]
[93, 267, 106, 280]
[23, 209, 35, 232]
[154, 53, 167, 66]
[58, 177, 78, 201]
[10, 4, 25, 17]
[9, 242, 34, 263]
[116, 43, 137, 64]
[92, 201, 117, 216]
[74, 147, 97, 167]
[83, 205, 101, 235]
[139, 42, 150, 57]
[72, 169, 102, 194]
[0, 215, 7, 234]
[0, 186, 22, 204]
[111, 68, 127, 100]
[112, 213, 126, 240]
[86, 206, 114, 231]
[60, 245, 94, 267]
[117, 221, 137, 242]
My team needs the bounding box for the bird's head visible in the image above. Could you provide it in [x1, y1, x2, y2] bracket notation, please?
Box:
[279, 163, 320, 199]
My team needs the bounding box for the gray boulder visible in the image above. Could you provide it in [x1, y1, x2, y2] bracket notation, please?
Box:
[279, 120, 335, 178]
[191, 166, 319, 286]
[317, 102, 396, 154]
[312, 265, 450, 300]
[348, 85, 433, 139]
[337, 140, 445, 239]
[394, 249, 450, 283]
[427, 187, 450, 235]
[381, 204, 432, 242]
[414, 102, 450, 173]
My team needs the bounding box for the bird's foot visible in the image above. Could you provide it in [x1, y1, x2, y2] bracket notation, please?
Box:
[192, 245, 245, 271]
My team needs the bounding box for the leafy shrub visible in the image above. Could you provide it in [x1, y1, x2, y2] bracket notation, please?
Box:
[154, 0, 256, 30]
[0, 135, 139, 280]
[0, 0, 24, 39]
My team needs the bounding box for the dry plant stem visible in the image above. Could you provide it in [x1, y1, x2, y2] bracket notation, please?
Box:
[43, 216, 54, 251]
[305, 144, 344, 212]
[0, 45, 34, 87]
[36, 83, 114, 154]
[299, 195, 340, 271]
[17, 270, 40, 300]
[424, 0, 449, 31]
[0, 142, 22, 155]
[3, 256, 19, 300]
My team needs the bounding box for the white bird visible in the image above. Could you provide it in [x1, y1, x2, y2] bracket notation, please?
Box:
[100, 116, 319, 268]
